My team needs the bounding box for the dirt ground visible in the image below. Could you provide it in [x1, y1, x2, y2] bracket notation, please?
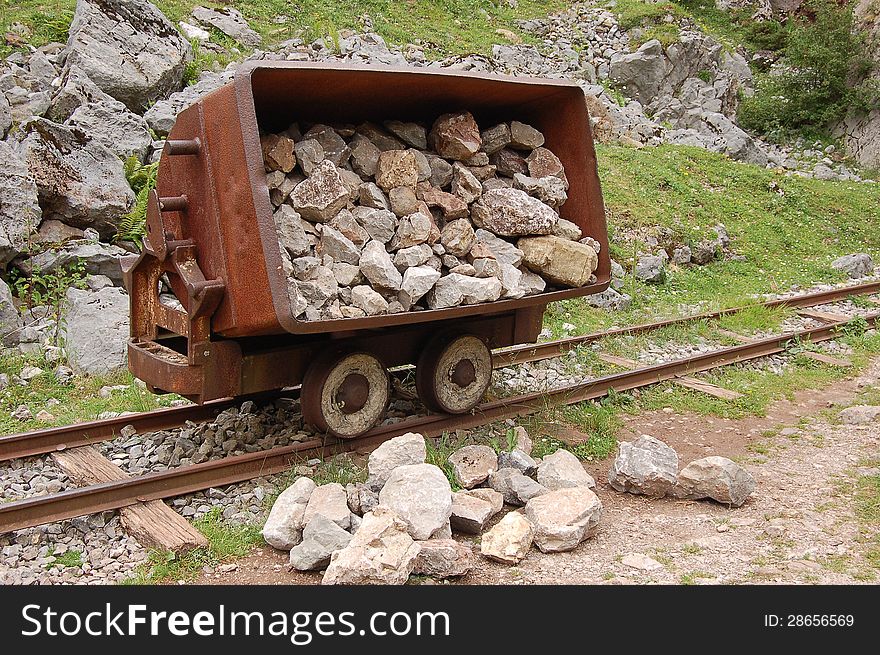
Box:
[194, 361, 880, 586]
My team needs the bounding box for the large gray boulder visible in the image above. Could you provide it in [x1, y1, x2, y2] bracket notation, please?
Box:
[0, 94, 11, 138]
[488, 468, 548, 506]
[413, 539, 473, 579]
[302, 482, 351, 531]
[671, 456, 756, 507]
[610, 40, 671, 106]
[15, 118, 134, 238]
[322, 507, 420, 585]
[366, 432, 426, 490]
[608, 435, 679, 498]
[832, 253, 874, 279]
[537, 449, 596, 491]
[62, 286, 129, 375]
[66, 100, 152, 161]
[261, 477, 316, 550]
[288, 514, 353, 571]
[144, 70, 234, 136]
[48, 65, 117, 122]
[447, 445, 498, 489]
[20, 240, 130, 287]
[0, 141, 40, 267]
[0, 279, 22, 347]
[191, 6, 261, 47]
[64, 0, 192, 112]
[524, 487, 602, 553]
[378, 463, 453, 540]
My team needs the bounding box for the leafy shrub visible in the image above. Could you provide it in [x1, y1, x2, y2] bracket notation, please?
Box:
[739, 0, 879, 139]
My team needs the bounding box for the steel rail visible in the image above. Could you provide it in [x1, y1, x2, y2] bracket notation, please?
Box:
[3, 279, 877, 464]
[1, 309, 875, 534]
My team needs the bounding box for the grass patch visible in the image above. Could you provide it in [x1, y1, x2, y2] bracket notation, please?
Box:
[50, 549, 83, 569]
[311, 455, 366, 487]
[122, 508, 262, 584]
[426, 433, 467, 490]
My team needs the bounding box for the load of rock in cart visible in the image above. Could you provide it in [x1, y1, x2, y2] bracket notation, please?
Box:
[263, 111, 601, 320]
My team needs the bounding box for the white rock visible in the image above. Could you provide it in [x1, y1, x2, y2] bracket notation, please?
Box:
[367, 432, 427, 490]
[262, 477, 316, 550]
[537, 449, 596, 490]
[480, 512, 534, 564]
[608, 435, 679, 498]
[378, 464, 453, 540]
[303, 483, 351, 530]
[448, 445, 498, 489]
[524, 487, 602, 553]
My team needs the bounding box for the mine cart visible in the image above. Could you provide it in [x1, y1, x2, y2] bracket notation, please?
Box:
[123, 62, 610, 437]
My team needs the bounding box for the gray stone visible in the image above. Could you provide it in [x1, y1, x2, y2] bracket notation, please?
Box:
[635, 254, 666, 284]
[349, 133, 380, 178]
[303, 483, 351, 530]
[509, 121, 545, 150]
[393, 244, 432, 271]
[356, 122, 406, 152]
[489, 148, 528, 177]
[16, 118, 134, 237]
[429, 111, 481, 161]
[839, 405, 880, 425]
[399, 265, 440, 309]
[427, 273, 502, 309]
[322, 506, 420, 585]
[440, 219, 475, 257]
[671, 456, 756, 507]
[608, 435, 679, 498]
[294, 139, 324, 176]
[384, 121, 427, 150]
[480, 123, 511, 155]
[497, 449, 537, 476]
[357, 182, 390, 210]
[0, 94, 10, 138]
[832, 253, 874, 279]
[290, 160, 349, 222]
[450, 492, 497, 534]
[448, 445, 498, 489]
[471, 188, 558, 237]
[65, 0, 192, 111]
[378, 463, 453, 540]
[586, 288, 632, 311]
[350, 285, 388, 316]
[389, 186, 419, 218]
[274, 205, 312, 258]
[424, 152, 454, 188]
[296, 266, 338, 309]
[318, 225, 360, 265]
[66, 100, 152, 161]
[367, 432, 426, 490]
[474, 229, 523, 267]
[353, 207, 397, 243]
[480, 511, 534, 564]
[304, 124, 351, 167]
[391, 212, 433, 250]
[451, 162, 482, 204]
[143, 69, 233, 136]
[537, 449, 596, 491]
[261, 477, 316, 550]
[512, 173, 567, 209]
[48, 65, 116, 122]
[0, 279, 22, 347]
[489, 468, 548, 506]
[0, 141, 40, 266]
[191, 6, 261, 46]
[413, 539, 473, 578]
[21, 240, 130, 286]
[62, 286, 129, 375]
[524, 487, 602, 552]
[360, 240, 402, 291]
[288, 514, 353, 571]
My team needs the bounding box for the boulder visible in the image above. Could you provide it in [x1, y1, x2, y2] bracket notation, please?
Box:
[66, 100, 152, 161]
[480, 511, 534, 564]
[317, 225, 360, 265]
[838, 404, 880, 425]
[512, 173, 567, 209]
[191, 6, 261, 47]
[475, 229, 523, 267]
[261, 477, 316, 550]
[488, 468, 548, 506]
[64, 0, 192, 111]
[48, 65, 117, 122]
[537, 449, 596, 491]
[290, 160, 349, 222]
[0, 279, 22, 347]
[15, 118, 134, 237]
[366, 432, 426, 490]
[144, 69, 234, 136]
[608, 435, 679, 498]
[524, 487, 602, 553]
[322, 507, 420, 585]
[378, 463, 453, 540]
[62, 286, 129, 375]
[609, 40, 671, 106]
[526, 147, 567, 184]
[471, 188, 558, 237]
[451, 162, 482, 204]
[21, 240, 132, 287]
[0, 141, 40, 267]
[671, 456, 755, 507]
[518, 236, 598, 287]
[0, 95, 10, 138]
[353, 207, 397, 244]
[635, 254, 666, 284]
[302, 483, 351, 530]
[448, 445, 498, 489]
[413, 539, 473, 578]
[288, 514, 353, 571]
[429, 111, 482, 161]
[450, 492, 499, 534]
[398, 265, 440, 309]
[832, 253, 874, 279]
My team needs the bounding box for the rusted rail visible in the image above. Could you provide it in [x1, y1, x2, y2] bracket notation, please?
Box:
[1, 301, 876, 534]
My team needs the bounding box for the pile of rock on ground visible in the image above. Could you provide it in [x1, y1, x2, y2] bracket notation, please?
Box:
[261, 429, 756, 584]
[264, 112, 602, 320]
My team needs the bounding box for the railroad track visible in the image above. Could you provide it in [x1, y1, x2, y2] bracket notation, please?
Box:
[2, 279, 879, 537]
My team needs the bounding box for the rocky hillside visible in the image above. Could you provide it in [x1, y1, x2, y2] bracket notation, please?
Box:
[0, 0, 878, 390]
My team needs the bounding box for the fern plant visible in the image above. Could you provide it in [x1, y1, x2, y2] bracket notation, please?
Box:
[116, 156, 159, 248]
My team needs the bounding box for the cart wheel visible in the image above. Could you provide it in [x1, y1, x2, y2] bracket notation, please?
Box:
[417, 333, 493, 414]
[301, 351, 390, 438]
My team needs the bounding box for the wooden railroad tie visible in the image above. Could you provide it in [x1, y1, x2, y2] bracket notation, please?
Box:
[796, 308, 852, 323]
[597, 353, 742, 400]
[52, 446, 207, 553]
[715, 328, 755, 343]
[799, 351, 853, 367]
